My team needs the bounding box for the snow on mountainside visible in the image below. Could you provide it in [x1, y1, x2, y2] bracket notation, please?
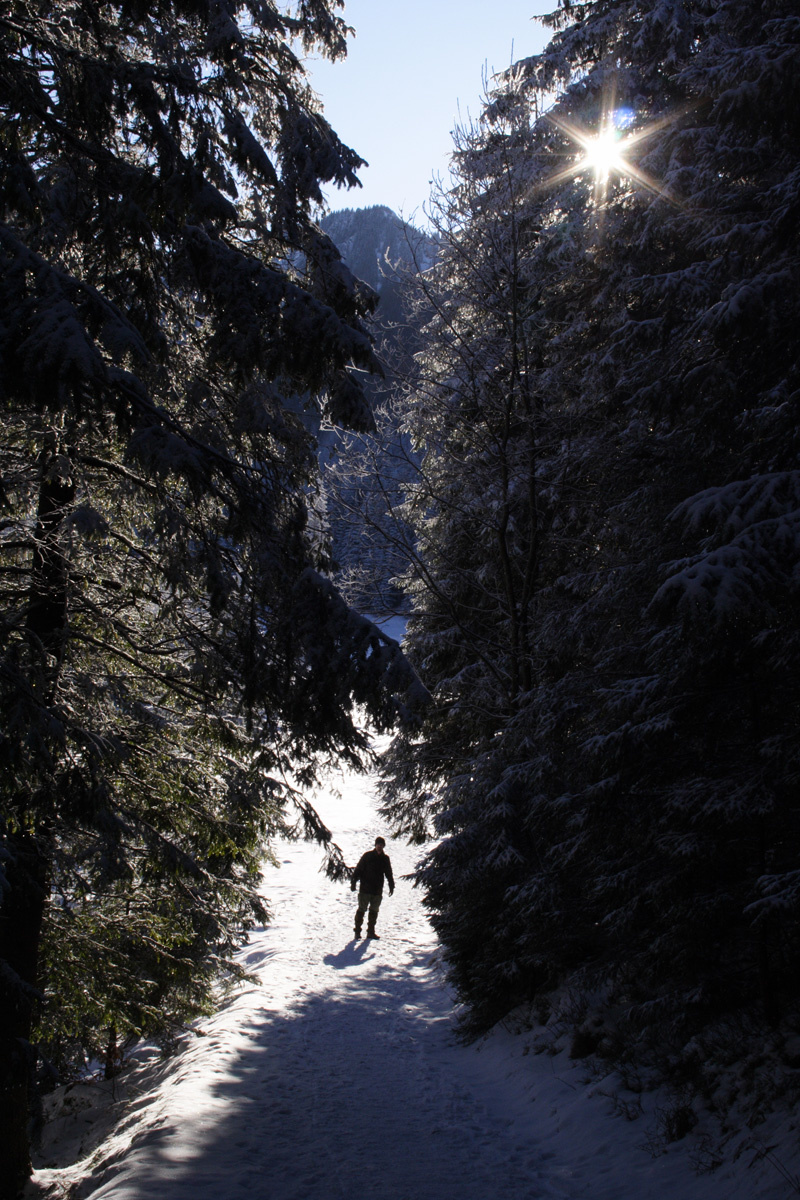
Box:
[316, 206, 426, 617]
[321, 205, 435, 323]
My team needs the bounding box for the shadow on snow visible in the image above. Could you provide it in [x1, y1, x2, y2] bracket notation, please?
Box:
[68, 936, 544, 1200]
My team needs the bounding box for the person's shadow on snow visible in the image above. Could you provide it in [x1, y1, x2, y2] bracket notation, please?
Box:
[323, 940, 374, 969]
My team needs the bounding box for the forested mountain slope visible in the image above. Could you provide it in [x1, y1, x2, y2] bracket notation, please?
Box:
[318, 206, 435, 615]
[321, 205, 436, 324]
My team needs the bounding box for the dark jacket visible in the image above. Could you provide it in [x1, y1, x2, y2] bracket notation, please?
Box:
[352, 849, 394, 895]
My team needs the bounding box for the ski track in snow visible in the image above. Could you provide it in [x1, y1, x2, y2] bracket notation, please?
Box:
[31, 746, 798, 1200]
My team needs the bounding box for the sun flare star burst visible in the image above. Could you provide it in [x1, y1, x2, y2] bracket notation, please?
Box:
[541, 106, 681, 207]
[581, 126, 629, 183]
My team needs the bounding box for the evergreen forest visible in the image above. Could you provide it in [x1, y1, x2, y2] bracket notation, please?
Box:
[375, 0, 800, 1135]
[0, 1, 423, 1192]
[2, 0, 800, 1193]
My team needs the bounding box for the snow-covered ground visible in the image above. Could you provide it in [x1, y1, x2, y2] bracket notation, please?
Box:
[28, 737, 799, 1200]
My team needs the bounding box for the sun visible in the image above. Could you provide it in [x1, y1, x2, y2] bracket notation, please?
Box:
[539, 104, 680, 207]
[580, 126, 629, 183]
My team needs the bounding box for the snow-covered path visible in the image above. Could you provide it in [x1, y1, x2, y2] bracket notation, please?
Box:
[31, 750, 798, 1200]
[63, 764, 568, 1200]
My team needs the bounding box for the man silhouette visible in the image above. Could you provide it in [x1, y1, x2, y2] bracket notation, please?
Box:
[350, 836, 394, 939]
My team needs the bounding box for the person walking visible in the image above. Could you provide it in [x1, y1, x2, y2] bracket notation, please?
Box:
[350, 836, 394, 939]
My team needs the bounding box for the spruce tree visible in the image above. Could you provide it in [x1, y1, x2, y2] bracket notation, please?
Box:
[384, 0, 800, 1087]
[380, 93, 576, 1029]
[0, 1, 421, 1190]
[534, 0, 800, 1043]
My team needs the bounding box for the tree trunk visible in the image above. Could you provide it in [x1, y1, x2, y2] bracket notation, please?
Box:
[104, 1023, 122, 1080]
[0, 439, 73, 1196]
[0, 832, 48, 1200]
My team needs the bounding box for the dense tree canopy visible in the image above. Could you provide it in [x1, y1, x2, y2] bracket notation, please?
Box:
[0, 1, 422, 1191]
[382, 0, 800, 1107]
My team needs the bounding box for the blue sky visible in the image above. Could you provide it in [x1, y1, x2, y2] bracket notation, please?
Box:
[307, 1, 552, 225]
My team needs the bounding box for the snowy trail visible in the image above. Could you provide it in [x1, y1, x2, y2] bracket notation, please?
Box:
[65, 763, 570, 1200]
[31, 751, 797, 1200]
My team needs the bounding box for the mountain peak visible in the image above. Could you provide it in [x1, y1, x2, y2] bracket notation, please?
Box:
[321, 206, 435, 306]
